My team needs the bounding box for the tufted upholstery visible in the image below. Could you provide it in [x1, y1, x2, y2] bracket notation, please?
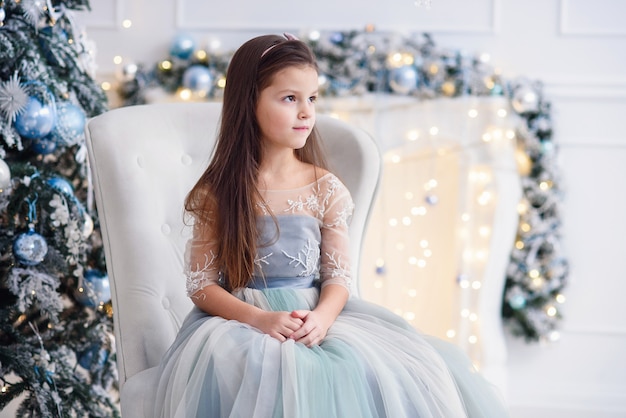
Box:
[85, 102, 381, 416]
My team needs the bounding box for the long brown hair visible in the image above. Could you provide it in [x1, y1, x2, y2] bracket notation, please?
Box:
[185, 34, 328, 291]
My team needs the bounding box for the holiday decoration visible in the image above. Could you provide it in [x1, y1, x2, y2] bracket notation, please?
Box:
[74, 269, 111, 307]
[0, 1, 118, 416]
[182, 65, 213, 96]
[114, 30, 567, 344]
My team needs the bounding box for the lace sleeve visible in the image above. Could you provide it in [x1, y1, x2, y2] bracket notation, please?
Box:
[184, 218, 221, 298]
[320, 176, 355, 292]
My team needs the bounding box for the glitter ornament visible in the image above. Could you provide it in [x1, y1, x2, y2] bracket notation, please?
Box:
[388, 65, 419, 95]
[13, 228, 49, 266]
[182, 65, 213, 96]
[170, 33, 196, 60]
[14, 97, 56, 139]
[75, 269, 111, 307]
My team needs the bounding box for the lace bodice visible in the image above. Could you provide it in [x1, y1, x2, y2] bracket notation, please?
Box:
[184, 173, 354, 297]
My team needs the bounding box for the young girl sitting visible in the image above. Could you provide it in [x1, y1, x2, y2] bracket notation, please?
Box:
[151, 33, 510, 418]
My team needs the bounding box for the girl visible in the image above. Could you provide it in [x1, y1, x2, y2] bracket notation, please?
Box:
[151, 33, 510, 417]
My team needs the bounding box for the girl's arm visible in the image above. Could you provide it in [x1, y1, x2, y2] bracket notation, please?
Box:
[192, 285, 304, 342]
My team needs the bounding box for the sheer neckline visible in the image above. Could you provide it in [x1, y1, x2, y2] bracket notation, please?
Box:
[262, 172, 333, 193]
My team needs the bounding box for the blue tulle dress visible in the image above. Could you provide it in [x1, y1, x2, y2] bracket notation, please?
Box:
[151, 173, 510, 418]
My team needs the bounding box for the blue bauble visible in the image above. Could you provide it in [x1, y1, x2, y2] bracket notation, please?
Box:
[15, 97, 56, 139]
[388, 66, 419, 95]
[78, 344, 109, 370]
[13, 229, 48, 266]
[509, 294, 527, 310]
[182, 65, 213, 95]
[0, 8, 5, 24]
[30, 135, 57, 155]
[170, 33, 196, 60]
[51, 101, 86, 146]
[47, 177, 74, 195]
[75, 269, 111, 307]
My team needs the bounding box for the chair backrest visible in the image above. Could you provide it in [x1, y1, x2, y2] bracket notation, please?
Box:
[85, 102, 381, 389]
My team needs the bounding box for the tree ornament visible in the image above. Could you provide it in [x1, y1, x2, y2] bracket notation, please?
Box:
[74, 269, 111, 307]
[425, 194, 439, 206]
[388, 65, 419, 94]
[170, 32, 196, 60]
[0, 7, 5, 24]
[47, 176, 74, 195]
[13, 227, 49, 266]
[121, 63, 139, 82]
[0, 74, 29, 122]
[511, 84, 540, 114]
[48, 101, 86, 146]
[182, 65, 213, 96]
[14, 97, 56, 139]
[30, 135, 57, 154]
[78, 343, 109, 370]
[508, 294, 527, 310]
[0, 158, 11, 191]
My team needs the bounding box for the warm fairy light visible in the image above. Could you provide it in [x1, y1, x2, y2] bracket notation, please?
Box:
[429, 126, 439, 135]
[426, 179, 437, 189]
[375, 258, 385, 267]
[468, 109, 478, 118]
[404, 312, 416, 321]
[122, 19, 132, 28]
[515, 240, 524, 249]
[395, 242, 405, 251]
[468, 335, 478, 344]
[556, 294, 566, 303]
[387, 52, 414, 68]
[479, 226, 491, 237]
[101, 81, 111, 91]
[217, 76, 226, 88]
[419, 240, 429, 248]
[374, 279, 384, 289]
[505, 129, 516, 139]
[411, 206, 427, 216]
[469, 313, 478, 322]
[417, 259, 426, 268]
[529, 269, 540, 278]
[405, 192, 414, 200]
[179, 88, 192, 100]
[479, 53, 490, 63]
[471, 281, 482, 290]
[446, 329, 456, 338]
[460, 309, 470, 318]
[459, 280, 470, 289]
[497, 108, 508, 117]
[1, 385, 7, 393]
[423, 249, 432, 257]
[484, 77, 495, 89]
[477, 191, 492, 205]
[461, 213, 470, 222]
[408, 288, 417, 297]
[407, 129, 420, 141]
[195, 50, 207, 60]
[113, 55, 123, 65]
[391, 154, 401, 163]
[388, 218, 398, 227]
[521, 222, 531, 232]
[308, 30, 321, 41]
[402, 216, 411, 226]
[159, 60, 172, 70]
[517, 201, 528, 214]
[540, 181, 553, 190]
[428, 63, 439, 75]
[531, 277, 545, 289]
[482, 132, 492, 142]
[546, 305, 557, 317]
[475, 250, 487, 261]
[408, 257, 417, 265]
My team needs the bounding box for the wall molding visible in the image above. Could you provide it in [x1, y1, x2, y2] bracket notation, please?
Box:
[543, 77, 626, 100]
[559, 0, 626, 36]
[80, 0, 123, 30]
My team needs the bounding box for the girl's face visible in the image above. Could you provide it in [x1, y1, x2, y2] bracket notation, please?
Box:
[256, 65, 318, 154]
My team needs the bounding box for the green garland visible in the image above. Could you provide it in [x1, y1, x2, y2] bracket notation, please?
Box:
[117, 29, 568, 343]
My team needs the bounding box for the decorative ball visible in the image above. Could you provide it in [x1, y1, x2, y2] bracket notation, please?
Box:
[170, 33, 196, 60]
[51, 101, 86, 146]
[13, 229, 48, 266]
[509, 294, 527, 310]
[121, 63, 139, 82]
[511, 85, 539, 114]
[424, 194, 439, 206]
[78, 344, 109, 370]
[182, 65, 213, 96]
[0, 8, 5, 24]
[14, 97, 56, 139]
[30, 135, 57, 155]
[75, 269, 111, 307]
[47, 177, 74, 195]
[375, 265, 386, 275]
[0, 158, 10, 191]
[388, 65, 419, 94]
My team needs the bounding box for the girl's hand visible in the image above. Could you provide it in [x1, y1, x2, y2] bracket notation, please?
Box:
[251, 311, 304, 342]
[288, 310, 332, 347]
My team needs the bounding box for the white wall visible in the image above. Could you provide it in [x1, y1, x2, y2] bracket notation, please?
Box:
[76, 1, 626, 417]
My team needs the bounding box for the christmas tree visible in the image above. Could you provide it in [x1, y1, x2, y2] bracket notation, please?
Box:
[0, 0, 119, 416]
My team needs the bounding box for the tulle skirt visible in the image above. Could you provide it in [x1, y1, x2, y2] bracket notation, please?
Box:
[150, 287, 509, 418]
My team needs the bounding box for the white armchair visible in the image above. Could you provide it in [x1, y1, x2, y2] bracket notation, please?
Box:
[84, 102, 381, 417]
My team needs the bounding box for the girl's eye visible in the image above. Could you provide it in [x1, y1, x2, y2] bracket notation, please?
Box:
[308, 96, 317, 103]
[284, 95, 296, 102]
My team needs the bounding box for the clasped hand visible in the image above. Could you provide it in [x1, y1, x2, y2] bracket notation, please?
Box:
[253, 310, 331, 347]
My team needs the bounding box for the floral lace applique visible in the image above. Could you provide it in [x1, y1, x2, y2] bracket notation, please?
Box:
[285, 183, 322, 215]
[185, 251, 218, 297]
[323, 251, 351, 286]
[254, 252, 273, 272]
[282, 238, 320, 276]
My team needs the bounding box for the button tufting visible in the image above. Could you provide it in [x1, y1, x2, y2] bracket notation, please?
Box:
[161, 297, 170, 309]
[181, 154, 192, 166]
[136, 155, 144, 168]
[161, 224, 171, 235]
